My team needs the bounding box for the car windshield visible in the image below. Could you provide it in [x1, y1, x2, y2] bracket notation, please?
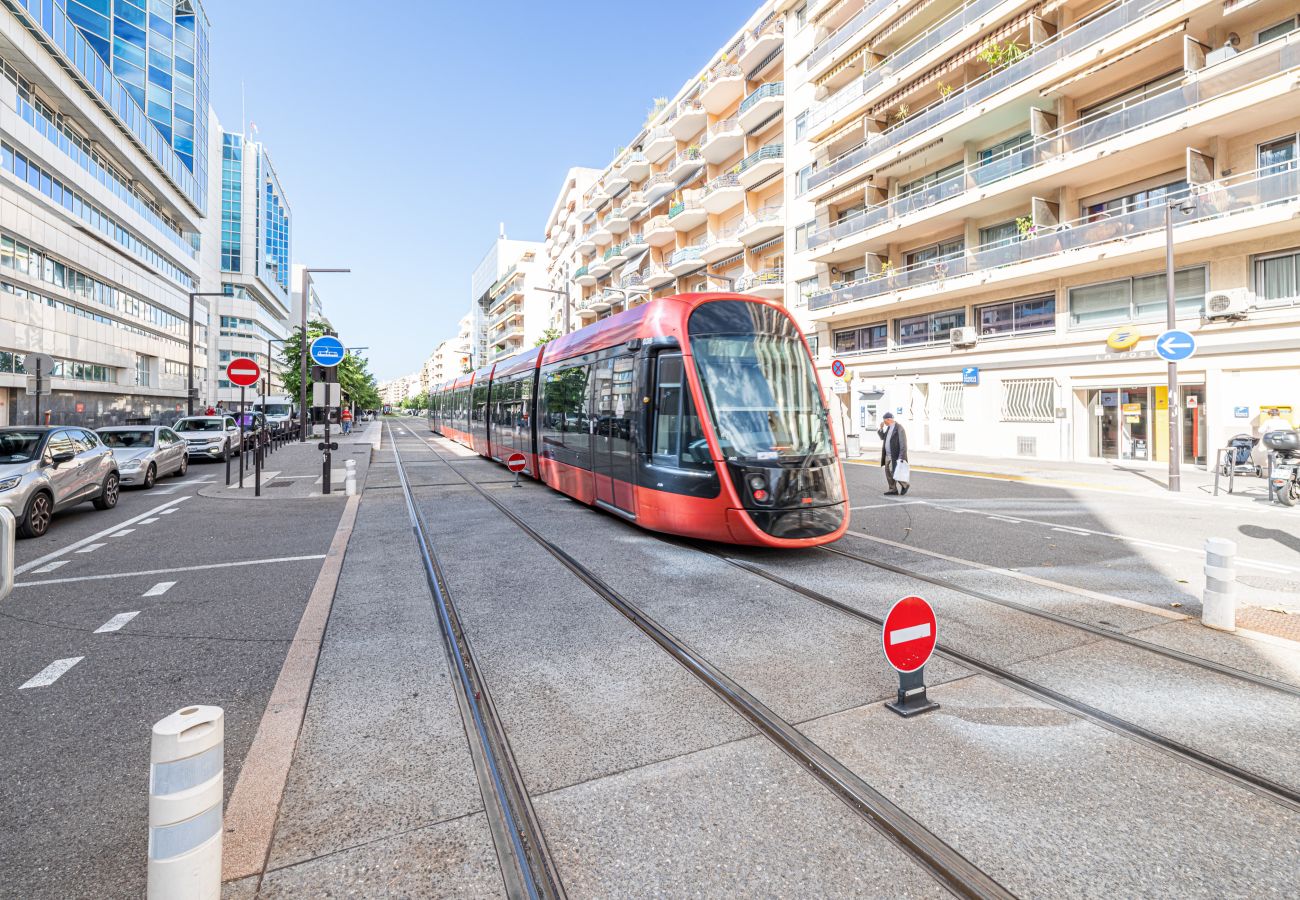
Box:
[689, 301, 832, 461]
[175, 418, 223, 432]
[100, 430, 155, 448]
[0, 431, 44, 463]
[258, 404, 292, 416]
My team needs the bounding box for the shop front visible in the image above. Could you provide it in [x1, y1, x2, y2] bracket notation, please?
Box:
[1084, 384, 1206, 464]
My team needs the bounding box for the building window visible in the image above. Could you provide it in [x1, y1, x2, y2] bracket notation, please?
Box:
[806, 334, 818, 356]
[795, 276, 817, 306]
[136, 355, 150, 387]
[898, 162, 964, 199]
[1255, 248, 1300, 307]
[1259, 135, 1298, 174]
[941, 383, 964, 421]
[1077, 72, 1182, 125]
[905, 238, 964, 268]
[1001, 378, 1055, 423]
[979, 220, 1020, 248]
[1259, 17, 1298, 43]
[795, 4, 808, 29]
[833, 322, 887, 355]
[896, 308, 966, 346]
[794, 222, 809, 252]
[1083, 179, 1189, 222]
[977, 295, 1056, 336]
[1067, 266, 1206, 327]
[795, 111, 808, 141]
[796, 164, 812, 194]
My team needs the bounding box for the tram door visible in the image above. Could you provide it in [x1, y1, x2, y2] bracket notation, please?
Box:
[592, 355, 638, 514]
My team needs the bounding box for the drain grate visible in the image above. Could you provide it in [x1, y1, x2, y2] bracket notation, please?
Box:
[266, 480, 294, 488]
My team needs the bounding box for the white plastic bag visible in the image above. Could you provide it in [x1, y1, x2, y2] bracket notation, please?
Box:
[893, 460, 911, 483]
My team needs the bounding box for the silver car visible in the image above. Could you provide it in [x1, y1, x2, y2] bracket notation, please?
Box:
[172, 415, 242, 461]
[98, 426, 189, 488]
[0, 426, 120, 538]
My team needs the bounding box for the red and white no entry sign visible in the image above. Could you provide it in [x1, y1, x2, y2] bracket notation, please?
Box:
[881, 596, 937, 673]
[506, 452, 527, 473]
[226, 357, 261, 388]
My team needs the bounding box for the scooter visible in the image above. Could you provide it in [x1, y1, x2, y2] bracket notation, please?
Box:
[1263, 430, 1300, 506]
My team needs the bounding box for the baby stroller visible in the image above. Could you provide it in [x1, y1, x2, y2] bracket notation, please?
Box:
[1219, 434, 1263, 478]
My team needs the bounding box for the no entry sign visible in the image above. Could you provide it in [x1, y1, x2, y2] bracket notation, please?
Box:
[506, 452, 527, 473]
[226, 357, 261, 388]
[882, 596, 937, 672]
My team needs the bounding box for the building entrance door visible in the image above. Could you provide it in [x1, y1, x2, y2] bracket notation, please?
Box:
[1182, 386, 1206, 465]
[1088, 387, 1151, 461]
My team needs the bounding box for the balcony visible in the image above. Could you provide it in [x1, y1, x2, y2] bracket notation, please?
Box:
[669, 147, 704, 182]
[624, 190, 649, 217]
[702, 117, 744, 164]
[620, 272, 647, 291]
[702, 63, 745, 114]
[644, 262, 676, 288]
[737, 144, 783, 188]
[576, 231, 597, 254]
[668, 245, 707, 276]
[590, 255, 614, 278]
[606, 169, 630, 194]
[737, 16, 784, 73]
[603, 242, 630, 268]
[643, 214, 676, 247]
[807, 164, 1300, 314]
[644, 126, 676, 163]
[489, 303, 523, 329]
[644, 172, 677, 205]
[621, 152, 651, 182]
[574, 265, 597, 287]
[591, 220, 613, 246]
[738, 82, 784, 132]
[738, 205, 784, 246]
[701, 172, 745, 214]
[806, 0, 895, 77]
[587, 183, 610, 206]
[700, 223, 745, 264]
[671, 97, 707, 140]
[668, 192, 708, 231]
[606, 205, 631, 234]
[590, 291, 614, 313]
[736, 267, 785, 299]
[576, 298, 599, 320]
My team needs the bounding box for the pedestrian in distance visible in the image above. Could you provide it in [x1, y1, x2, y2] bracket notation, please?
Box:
[340, 407, 353, 434]
[205, 404, 215, 416]
[878, 411, 910, 496]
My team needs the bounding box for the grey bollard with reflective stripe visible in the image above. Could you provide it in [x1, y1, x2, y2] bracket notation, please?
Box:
[1202, 538, 1237, 632]
[148, 706, 223, 899]
[0, 507, 15, 602]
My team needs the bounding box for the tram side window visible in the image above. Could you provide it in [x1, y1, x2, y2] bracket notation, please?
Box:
[541, 363, 592, 449]
[471, 383, 489, 424]
[652, 354, 710, 470]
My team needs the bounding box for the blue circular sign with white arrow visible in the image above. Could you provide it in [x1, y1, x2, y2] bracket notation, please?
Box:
[309, 335, 346, 367]
[1155, 329, 1196, 362]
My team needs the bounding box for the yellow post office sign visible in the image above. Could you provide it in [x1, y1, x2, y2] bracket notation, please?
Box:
[1106, 327, 1141, 351]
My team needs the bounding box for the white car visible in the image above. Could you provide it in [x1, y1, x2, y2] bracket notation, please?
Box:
[97, 426, 189, 487]
[172, 415, 242, 461]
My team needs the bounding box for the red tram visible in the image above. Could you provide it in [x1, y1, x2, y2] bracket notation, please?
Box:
[428, 294, 848, 547]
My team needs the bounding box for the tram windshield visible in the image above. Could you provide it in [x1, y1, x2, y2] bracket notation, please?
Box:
[689, 301, 832, 462]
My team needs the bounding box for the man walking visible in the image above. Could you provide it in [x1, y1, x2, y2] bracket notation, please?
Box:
[340, 406, 353, 435]
[878, 412, 909, 495]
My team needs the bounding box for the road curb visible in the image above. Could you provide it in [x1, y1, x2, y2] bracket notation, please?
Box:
[220, 492, 362, 884]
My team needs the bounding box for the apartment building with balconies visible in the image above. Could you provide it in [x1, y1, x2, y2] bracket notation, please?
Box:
[470, 231, 547, 364]
[559, 2, 789, 324]
[787, 0, 1300, 465]
[542, 166, 599, 332]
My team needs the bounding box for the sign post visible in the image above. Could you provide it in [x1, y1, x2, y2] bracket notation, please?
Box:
[310, 337, 345, 495]
[226, 358, 261, 491]
[23, 353, 54, 427]
[1156, 328, 1196, 493]
[506, 452, 527, 488]
[882, 596, 939, 717]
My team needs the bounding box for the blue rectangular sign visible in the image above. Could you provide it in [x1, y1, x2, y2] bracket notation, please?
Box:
[961, 367, 979, 386]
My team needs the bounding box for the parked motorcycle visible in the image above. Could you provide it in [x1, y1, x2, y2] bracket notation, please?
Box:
[1263, 430, 1300, 506]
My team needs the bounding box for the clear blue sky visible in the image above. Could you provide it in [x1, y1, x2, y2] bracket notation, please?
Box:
[208, 0, 759, 381]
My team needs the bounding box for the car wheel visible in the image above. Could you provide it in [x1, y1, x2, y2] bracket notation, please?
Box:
[93, 472, 120, 510]
[18, 491, 53, 539]
[175, 456, 188, 477]
[143, 463, 157, 489]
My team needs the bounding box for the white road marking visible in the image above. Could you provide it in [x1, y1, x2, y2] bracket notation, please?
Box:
[228, 472, 280, 488]
[151, 487, 179, 495]
[850, 500, 931, 510]
[15, 497, 191, 575]
[1052, 527, 1090, 536]
[75, 543, 105, 554]
[31, 561, 69, 574]
[94, 612, 139, 633]
[111, 529, 135, 538]
[889, 623, 932, 645]
[20, 657, 83, 689]
[142, 581, 176, 597]
[138, 517, 159, 524]
[16, 554, 328, 588]
[1238, 559, 1294, 574]
[987, 515, 1022, 523]
[161, 509, 178, 514]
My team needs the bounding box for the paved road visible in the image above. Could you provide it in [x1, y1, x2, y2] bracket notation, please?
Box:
[0, 457, 344, 900]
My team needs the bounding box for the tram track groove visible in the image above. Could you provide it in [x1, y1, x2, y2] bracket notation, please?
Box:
[388, 427, 566, 900]
[402, 430, 1016, 900]
[819, 543, 1300, 698]
[715, 554, 1300, 815]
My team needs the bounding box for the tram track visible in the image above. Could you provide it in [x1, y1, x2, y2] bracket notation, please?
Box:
[396, 428, 1015, 900]
[388, 427, 566, 900]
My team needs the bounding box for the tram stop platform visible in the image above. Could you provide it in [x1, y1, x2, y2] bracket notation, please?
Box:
[198, 421, 380, 501]
[220, 421, 1300, 898]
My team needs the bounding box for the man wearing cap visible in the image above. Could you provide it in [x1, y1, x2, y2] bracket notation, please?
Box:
[878, 412, 909, 495]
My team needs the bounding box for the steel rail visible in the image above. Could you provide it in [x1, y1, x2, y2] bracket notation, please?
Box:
[387, 426, 566, 900]
[407, 431, 1016, 900]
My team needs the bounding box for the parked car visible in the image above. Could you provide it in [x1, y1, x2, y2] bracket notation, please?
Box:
[97, 425, 189, 488]
[235, 411, 266, 432]
[0, 426, 120, 538]
[172, 415, 242, 461]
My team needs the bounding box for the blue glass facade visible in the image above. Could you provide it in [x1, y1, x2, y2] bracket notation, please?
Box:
[8, 0, 208, 214]
[221, 133, 241, 272]
[260, 150, 291, 294]
[219, 133, 291, 302]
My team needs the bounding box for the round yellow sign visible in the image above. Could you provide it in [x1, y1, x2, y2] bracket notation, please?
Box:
[1106, 327, 1141, 351]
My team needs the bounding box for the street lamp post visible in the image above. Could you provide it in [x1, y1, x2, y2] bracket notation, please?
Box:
[297, 268, 350, 441]
[267, 334, 291, 424]
[706, 271, 736, 291]
[1164, 195, 1196, 492]
[187, 292, 227, 417]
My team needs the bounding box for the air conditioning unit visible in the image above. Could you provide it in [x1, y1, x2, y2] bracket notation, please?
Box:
[950, 327, 978, 348]
[1205, 288, 1252, 320]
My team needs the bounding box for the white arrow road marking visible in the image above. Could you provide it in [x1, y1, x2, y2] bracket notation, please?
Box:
[142, 581, 176, 597]
[890, 623, 932, 645]
[20, 657, 83, 689]
[95, 612, 139, 633]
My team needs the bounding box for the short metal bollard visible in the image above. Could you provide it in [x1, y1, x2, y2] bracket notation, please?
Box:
[0, 507, 15, 603]
[224, 451, 231, 487]
[148, 705, 223, 900]
[1202, 538, 1237, 632]
[344, 459, 357, 496]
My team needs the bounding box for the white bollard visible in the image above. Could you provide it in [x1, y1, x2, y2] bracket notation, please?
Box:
[0, 507, 15, 603]
[148, 706, 224, 900]
[1202, 538, 1237, 632]
[344, 458, 357, 496]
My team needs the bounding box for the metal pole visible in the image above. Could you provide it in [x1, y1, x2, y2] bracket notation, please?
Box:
[187, 292, 195, 417]
[239, 386, 246, 489]
[322, 390, 332, 495]
[33, 360, 42, 427]
[299, 272, 310, 443]
[1165, 203, 1180, 493]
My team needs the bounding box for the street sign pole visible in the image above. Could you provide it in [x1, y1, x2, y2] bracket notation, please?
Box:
[239, 386, 246, 489]
[322, 401, 332, 494]
[1165, 204, 1180, 493]
[882, 596, 940, 718]
[34, 359, 42, 427]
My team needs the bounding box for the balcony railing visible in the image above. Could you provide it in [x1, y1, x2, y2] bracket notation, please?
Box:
[739, 81, 784, 115]
[809, 32, 1300, 246]
[644, 214, 673, 232]
[705, 172, 742, 195]
[739, 144, 784, 172]
[670, 246, 705, 265]
[737, 268, 785, 291]
[807, 164, 1300, 311]
[574, 265, 590, 279]
[645, 172, 676, 194]
[807, 0, 897, 69]
[621, 273, 647, 289]
[620, 152, 649, 171]
[674, 147, 704, 167]
[705, 117, 741, 142]
[678, 96, 705, 116]
[709, 63, 743, 83]
[603, 243, 628, 261]
[669, 194, 704, 218]
[744, 205, 785, 228]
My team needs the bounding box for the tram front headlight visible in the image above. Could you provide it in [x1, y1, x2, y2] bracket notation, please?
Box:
[747, 473, 771, 503]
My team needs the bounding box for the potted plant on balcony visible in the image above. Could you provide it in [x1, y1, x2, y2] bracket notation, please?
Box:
[893, 103, 910, 124]
[977, 41, 1025, 71]
[937, 81, 954, 98]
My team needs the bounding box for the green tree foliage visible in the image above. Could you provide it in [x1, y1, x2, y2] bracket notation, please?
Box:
[535, 327, 562, 347]
[278, 319, 381, 409]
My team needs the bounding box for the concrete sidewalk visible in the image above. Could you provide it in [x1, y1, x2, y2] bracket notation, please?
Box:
[199, 420, 380, 501]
